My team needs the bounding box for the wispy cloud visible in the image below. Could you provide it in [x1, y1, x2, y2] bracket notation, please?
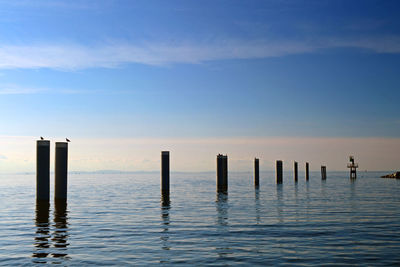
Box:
[0, 36, 399, 70]
[0, 84, 103, 95]
[0, 0, 99, 10]
[0, 85, 45, 94]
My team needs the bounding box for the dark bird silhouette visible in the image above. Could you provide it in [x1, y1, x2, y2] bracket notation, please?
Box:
[66, 138, 70, 142]
[40, 136, 44, 140]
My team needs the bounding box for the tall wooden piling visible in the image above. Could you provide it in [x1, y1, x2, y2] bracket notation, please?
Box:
[305, 162, 309, 181]
[321, 166, 327, 180]
[223, 155, 228, 191]
[36, 140, 50, 201]
[254, 158, 259, 187]
[55, 142, 68, 200]
[217, 154, 228, 192]
[276, 160, 283, 184]
[294, 161, 298, 182]
[161, 151, 170, 194]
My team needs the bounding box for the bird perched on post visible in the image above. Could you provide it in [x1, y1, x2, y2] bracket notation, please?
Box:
[66, 138, 71, 142]
[40, 136, 44, 140]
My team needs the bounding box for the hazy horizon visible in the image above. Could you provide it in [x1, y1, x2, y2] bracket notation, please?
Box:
[1, 136, 399, 173]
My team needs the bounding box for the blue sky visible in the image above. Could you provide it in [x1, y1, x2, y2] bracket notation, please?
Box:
[0, 0, 399, 171]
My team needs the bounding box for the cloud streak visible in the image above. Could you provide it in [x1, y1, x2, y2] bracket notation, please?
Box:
[0, 36, 399, 70]
[0, 85, 45, 95]
[0, 0, 99, 10]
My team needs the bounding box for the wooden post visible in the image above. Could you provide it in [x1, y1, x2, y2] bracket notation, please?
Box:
[217, 154, 228, 192]
[55, 142, 68, 200]
[305, 162, 309, 181]
[321, 166, 327, 180]
[161, 151, 170, 195]
[294, 161, 298, 182]
[223, 155, 228, 191]
[276, 160, 283, 184]
[254, 158, 259, 187]
[36, 140, 50, 201]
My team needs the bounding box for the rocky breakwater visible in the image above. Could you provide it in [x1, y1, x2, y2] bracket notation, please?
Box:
[381, 172, 400, 179]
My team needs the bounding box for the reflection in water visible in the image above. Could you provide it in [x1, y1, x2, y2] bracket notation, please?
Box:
[33, 199, 69, 264]
[33, 201, 50, 261]
[349, 179, 358, 224]
[294, 183, 299, 221]
[254, 188, 260, 224]
[216, 192, 228, 227]
[294, 182, 299, 200]
[160, 193, 171, 253]
[305, 182, 311, 221]
[52, 199, 69, 259]
[350, 177, 357, 196]
[321, 179, 327, 198]
[215, 192, 230, 259]
[276, 185, 284, 223]
[160, 193, 171, 264]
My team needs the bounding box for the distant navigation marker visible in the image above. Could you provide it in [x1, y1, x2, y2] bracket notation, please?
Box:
[347, 156, 358, 179]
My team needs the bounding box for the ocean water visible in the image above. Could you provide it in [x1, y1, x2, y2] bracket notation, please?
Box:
[0, 171, 399, 266]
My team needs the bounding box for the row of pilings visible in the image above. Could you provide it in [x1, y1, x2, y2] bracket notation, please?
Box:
[36, 140, 68, 201]
[36, 139, 329, 201]
[161, 153, 328, 194]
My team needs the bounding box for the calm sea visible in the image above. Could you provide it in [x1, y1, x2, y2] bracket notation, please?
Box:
[0, 171, 399, 266]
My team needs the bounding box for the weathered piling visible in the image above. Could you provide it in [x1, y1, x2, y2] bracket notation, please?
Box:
[217, 154, 228, 192]
[254, 158, 259, 187]
[305, 162, 309, 181]
[276, 160, 283, 184]
[321, 166, 327, 180]
[55, 142, 68, 200]
[294, 161, 298, 182]
[36, 140, 50, 201]
[223, 155, 228, 191]
[161, 151, 170, 194]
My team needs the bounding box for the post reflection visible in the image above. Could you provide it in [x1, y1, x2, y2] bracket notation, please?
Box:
[33, 200, 50, 261]
[321, 178, 327, 197]
[294, 183, 299, 221]
[215, 192, 230, 259]
[305, 182, 311, 221]
[349, 178, 358, 223]
[160, 193, 171, 250]
[52, 199, 69, 259]
[254, 188, 260, 224]
[216, 192, 228, 226]
[159, 193, 171, 264]
[276, 184, 284, 223]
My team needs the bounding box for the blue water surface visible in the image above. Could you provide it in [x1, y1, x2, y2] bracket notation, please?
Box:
[0, 171, 399, 266]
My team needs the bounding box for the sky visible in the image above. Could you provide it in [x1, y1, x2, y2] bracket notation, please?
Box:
[0, 0, 399, 172]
